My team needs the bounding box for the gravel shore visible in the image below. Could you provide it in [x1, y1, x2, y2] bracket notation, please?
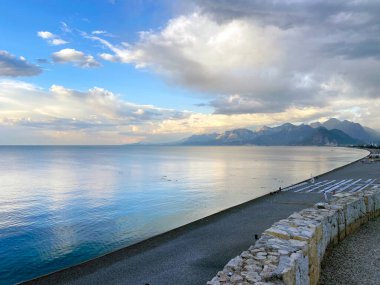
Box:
[320, 217, 380, 285]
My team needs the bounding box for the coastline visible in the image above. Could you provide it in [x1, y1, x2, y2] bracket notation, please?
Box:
[18, 148, 371, 284]
[22, 194, 327, 285]
[20, 148, 370, 285]
[282, 147, 370, 191]
[17, 150, 371, 284]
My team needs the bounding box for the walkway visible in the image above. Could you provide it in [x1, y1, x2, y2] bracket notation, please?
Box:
[25, 158, 380, 285]
[286, 178, 378, 194]
[24, 192, 324, 285]
[320, 217, 380, 285]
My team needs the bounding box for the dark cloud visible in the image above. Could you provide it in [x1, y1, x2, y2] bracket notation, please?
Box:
[37, 58, 50, 64]
[194, 103, 208, 107]
[209, 95, 284, 114]
[193, 0, 379, 28]
[194, 0, 380, 59]
[18, 118, 114, 131]
[208, 84, 329, 115]
[0, 50, 42, 77]
[322, 39, 380, 60]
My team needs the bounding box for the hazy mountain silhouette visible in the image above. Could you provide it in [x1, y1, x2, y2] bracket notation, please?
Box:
[178, 119, 373, 146]
[310, 118, 379, 143]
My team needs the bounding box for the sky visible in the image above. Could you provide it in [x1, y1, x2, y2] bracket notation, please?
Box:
[1, 0, 380, 144]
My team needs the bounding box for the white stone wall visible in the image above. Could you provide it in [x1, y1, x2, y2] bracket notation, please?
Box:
[207, 189, 380, 285]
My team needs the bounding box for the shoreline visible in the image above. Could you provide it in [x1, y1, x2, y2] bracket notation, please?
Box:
[283, 147, 370, 191]
[21, 148, 369, 285]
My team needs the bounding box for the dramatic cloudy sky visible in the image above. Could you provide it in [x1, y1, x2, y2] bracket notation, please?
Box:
[1, 0, 380, 144]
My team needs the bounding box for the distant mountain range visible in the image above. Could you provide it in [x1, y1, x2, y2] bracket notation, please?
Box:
[178, 118, 380, 146]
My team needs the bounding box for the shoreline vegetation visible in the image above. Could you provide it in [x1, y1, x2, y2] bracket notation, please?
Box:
[21, 148, 370, 285]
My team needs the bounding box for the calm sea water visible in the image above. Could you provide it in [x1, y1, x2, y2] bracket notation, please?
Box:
[0, 146, 367, 284]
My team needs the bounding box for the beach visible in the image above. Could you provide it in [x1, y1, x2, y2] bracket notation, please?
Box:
[22, 150, 378, 285]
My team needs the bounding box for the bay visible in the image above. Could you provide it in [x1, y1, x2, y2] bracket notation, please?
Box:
[0, 146, 367, 284]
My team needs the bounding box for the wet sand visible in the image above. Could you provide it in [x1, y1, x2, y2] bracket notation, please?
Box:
[23, 152, 377, 285]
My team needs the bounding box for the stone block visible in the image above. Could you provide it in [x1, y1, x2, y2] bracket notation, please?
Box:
[207, 189, 380, 285]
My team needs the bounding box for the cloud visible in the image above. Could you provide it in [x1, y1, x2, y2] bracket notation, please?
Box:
[209, 94, 286, 114]
[0, 80, 188, 127]
[52, 48, 100, 68]
[192, 0, 377, 30]
[0, 50, 42, 77]
[91, 13, 282, 71]
[37, 58, 50, 64]
[91, 30, 116, 38]
[92, 30, 107, 35]
[51, 38, 68, 45]
[0, 80, 194, 144]
[37, 31, 54, 39]
[2, 79, 380, 144]
[153, 96, 380, 138]
[83, 1, 380, 118]
[37, 30, 68, 45]
[322, 39, 380, 60]
[60, 22, 72, 33]
[88, 13, 322, 112]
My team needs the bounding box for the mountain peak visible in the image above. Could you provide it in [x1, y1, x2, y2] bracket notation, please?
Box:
[256, 125, 271, 132]
[278, 122, 296, 130]
[281, 122, 295, 127]
[314, 118, 374, 142]
[178, 118, 379, 146]
[324, 118, 341, 124]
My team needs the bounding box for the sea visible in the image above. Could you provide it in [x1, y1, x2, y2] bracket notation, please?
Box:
[0, 145, 367, 284]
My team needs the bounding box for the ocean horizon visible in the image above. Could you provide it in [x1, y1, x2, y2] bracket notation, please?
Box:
[0, 145, 367, 284]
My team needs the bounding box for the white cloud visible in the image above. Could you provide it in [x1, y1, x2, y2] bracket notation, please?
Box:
[37, 31, 55, 39]
[51, 38, 68, 45]
[8, 1, 378, 143]
[0, 80, 189, 144]
[86, 13, 318, 112]
[91, 30, 116, 38]
[37, 30, 68, 45]
[92, 30, 107, 35]
[52, 48, 100, 68]
[92, 13, 281, 74]
[2, 79, 379, 144]
[60, 22, 72, 33]
[0, 80, 163, 126]
[84, 2, 380, 117]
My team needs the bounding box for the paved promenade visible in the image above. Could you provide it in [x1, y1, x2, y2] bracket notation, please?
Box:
[320, 217, 380, 285]
[24, 154, 380, 285]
